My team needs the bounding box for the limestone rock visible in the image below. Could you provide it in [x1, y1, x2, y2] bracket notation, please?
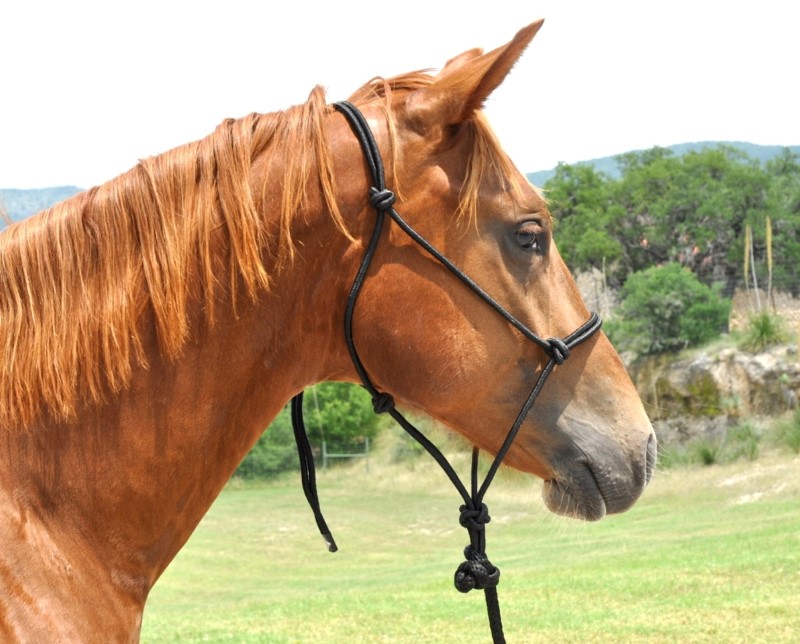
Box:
[629, 343, 799, 444]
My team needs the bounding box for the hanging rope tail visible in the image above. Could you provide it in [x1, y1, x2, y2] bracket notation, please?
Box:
[290, 100, 602, 643]
[291, 393, 337, 553]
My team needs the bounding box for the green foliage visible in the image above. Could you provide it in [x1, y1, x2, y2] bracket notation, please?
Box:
[544, 145, 800, 295]
[738, 311, 788, 352]
[547, 163, 623, 271]
[693, 437, 723, 465]
[385, 426, 426, 463]
[235, 383, 380, 479]
[612, 146, 770, 290]
[606, 263, 731, 355]
[234, 406, 298, 480]
[659, 415, 800, 467]
[301, 383, 380, 453]
[660, 421, 761, 468]
[765, 150, 800, 296]
[724, 420, 762, 462]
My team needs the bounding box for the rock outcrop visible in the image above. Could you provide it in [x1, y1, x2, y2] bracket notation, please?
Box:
[629, 344, 800, 446]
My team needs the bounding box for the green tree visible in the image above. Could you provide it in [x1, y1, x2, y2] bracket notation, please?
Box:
[235, 382, 380, 479]
[612, 146, 770, 294]
[545, 146, 785, 295]
[545, 163, 623, 274]
[235, 405, 298, 480]
[301, 382, 380, 453]
[606, 263, 731, 355]
[765, 149, 800, 296]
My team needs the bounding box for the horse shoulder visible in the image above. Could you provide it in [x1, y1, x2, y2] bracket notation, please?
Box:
[0, 488, 142, 642]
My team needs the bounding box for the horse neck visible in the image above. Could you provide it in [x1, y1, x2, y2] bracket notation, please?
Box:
[1, 134, 361, 616]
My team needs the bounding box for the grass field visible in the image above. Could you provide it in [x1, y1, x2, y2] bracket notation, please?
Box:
[141, 448, 800, 643]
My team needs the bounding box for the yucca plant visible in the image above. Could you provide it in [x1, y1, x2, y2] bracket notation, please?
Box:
[739, 311, 787, 352]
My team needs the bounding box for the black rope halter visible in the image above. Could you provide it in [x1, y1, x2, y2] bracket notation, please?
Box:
[291, 100, 603, 643]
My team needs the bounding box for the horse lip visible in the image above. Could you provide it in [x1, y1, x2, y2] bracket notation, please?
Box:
[541, 466, 608, 522]
[543, 443, 657, 520]
[537, 427, 657, 521]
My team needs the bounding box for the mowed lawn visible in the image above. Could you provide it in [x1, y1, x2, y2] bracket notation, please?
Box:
[141, 452, 800, 643]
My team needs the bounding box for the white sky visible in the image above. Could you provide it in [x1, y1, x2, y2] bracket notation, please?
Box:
[2, 1, 798, 189]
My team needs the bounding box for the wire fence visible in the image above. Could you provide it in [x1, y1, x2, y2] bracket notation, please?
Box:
[321, 438, 370, 472]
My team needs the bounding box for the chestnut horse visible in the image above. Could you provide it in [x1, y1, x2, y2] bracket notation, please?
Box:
[0, 21, 655, 641]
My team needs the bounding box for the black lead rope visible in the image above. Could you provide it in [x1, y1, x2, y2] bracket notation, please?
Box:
[291, 100, 602, 643]
[291, 393, 337, 553]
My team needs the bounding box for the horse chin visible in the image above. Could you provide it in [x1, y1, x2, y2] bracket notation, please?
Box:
[541, 477, 607, 522]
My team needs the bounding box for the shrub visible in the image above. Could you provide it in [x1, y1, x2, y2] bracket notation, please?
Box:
[235, 382, 381, 480]
[724, 420, 761, 462]
[235, 406, 299, 480]
[606, 263, 731, 356]
[302, 383, 380, 453]
[739, 311, 788, 353]
[692, 437, 723, 466]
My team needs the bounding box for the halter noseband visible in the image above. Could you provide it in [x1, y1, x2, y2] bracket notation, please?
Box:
[290, 100, 602, 643]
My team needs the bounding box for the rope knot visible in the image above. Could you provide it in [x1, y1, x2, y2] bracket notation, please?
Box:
[372, 392, 395, 414]
[545, 337, 570, 365]
[459, 503, 491, 532]
[369, 187, 396, 211]
[454, 545, 500, 593]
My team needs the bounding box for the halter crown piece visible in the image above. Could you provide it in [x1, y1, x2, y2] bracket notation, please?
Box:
[290, 101, 602, 643]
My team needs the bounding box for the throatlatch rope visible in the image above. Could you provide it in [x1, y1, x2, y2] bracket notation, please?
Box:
[291, 100, 602, 644]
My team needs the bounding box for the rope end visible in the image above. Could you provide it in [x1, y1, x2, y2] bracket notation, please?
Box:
[322, 533, 338, 553]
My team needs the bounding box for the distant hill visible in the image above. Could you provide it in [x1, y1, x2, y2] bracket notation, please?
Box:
[1, 186, 83, 221]
[526, 141, 800, 187]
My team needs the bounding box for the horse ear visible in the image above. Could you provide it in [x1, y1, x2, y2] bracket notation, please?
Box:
[407, 20, 544, 127]
[437, 48, 484, 77]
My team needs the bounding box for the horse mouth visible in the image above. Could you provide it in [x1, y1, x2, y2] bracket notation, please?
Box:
[540, 434, 656, 522]
[541, 472, 608, 521]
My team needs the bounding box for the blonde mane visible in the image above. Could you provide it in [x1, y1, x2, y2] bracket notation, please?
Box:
[0, 73, 521, 428]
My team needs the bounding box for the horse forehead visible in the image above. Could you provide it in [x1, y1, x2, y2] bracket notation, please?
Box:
[401, 160, 549, 220]
[479, 176, 550, 216]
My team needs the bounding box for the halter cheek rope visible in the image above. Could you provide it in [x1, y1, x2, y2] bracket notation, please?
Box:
[291, 100, 602, 643]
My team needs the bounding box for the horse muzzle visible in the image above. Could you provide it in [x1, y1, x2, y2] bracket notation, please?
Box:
[541, 429, 657, 521]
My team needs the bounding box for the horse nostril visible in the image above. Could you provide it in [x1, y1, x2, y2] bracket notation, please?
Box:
[645, 432, 658, 485]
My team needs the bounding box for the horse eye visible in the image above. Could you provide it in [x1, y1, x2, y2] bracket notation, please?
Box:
[514, 222, 540, 252]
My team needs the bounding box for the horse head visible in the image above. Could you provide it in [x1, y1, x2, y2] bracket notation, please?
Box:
[323, 21, 656, 521]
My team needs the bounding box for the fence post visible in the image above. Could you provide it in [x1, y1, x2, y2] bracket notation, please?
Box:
[322, 440, 328, 471]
